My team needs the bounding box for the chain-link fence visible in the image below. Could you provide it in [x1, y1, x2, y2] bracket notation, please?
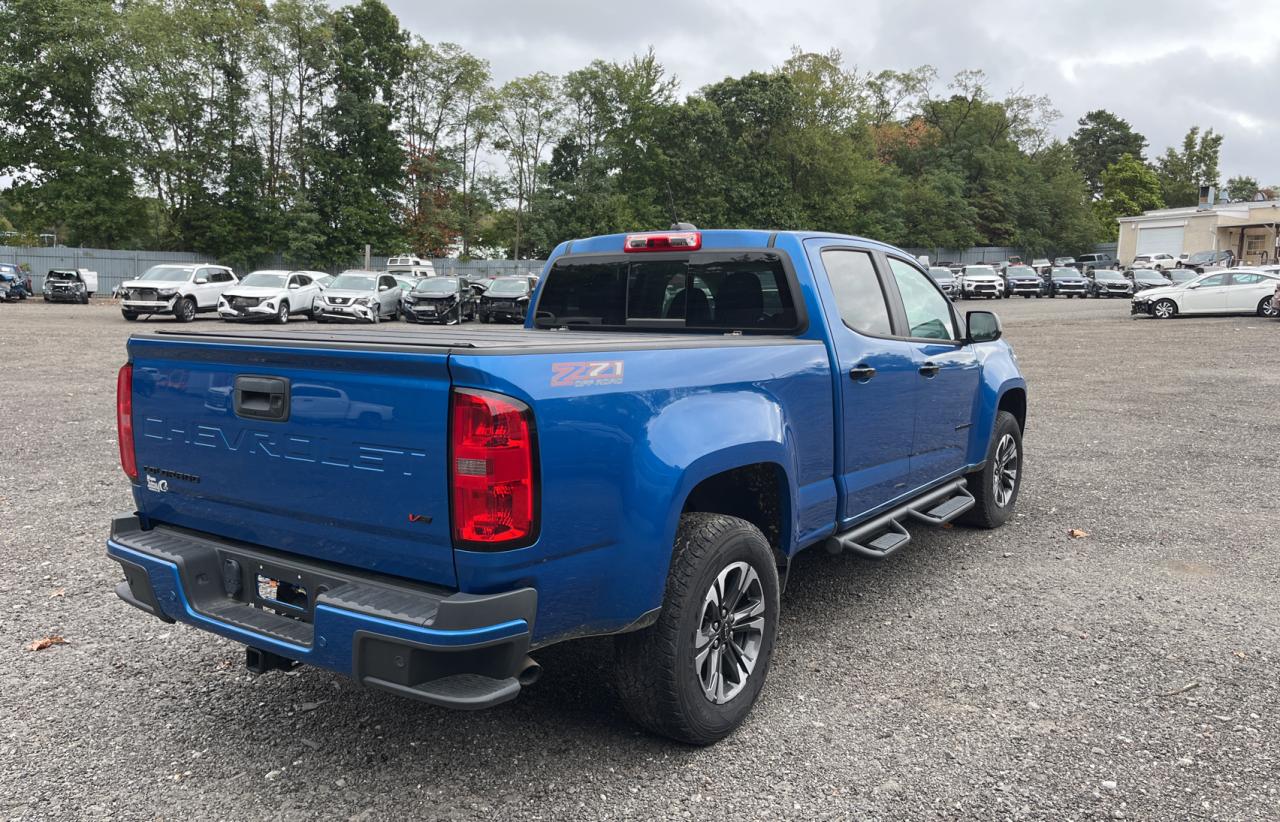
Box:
[900, 243, 1119, 265]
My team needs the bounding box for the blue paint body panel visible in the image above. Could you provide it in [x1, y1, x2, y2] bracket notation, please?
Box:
[112, 229, 1026, 678]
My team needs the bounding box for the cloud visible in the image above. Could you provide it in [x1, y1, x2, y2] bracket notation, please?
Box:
[379, 0, 1280, 183]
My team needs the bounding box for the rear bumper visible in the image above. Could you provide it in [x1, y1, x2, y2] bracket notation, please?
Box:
[106, 514, 537, 710]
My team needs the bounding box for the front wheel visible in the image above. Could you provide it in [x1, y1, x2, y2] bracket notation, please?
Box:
[614, 513, 780, 746]
[1258, 296, 1278, 318]
[175, 296, 197, 323]
[122, 311, 139, 322]
[276, 303, 290, 324]
[959, 410, 1022, 529]
[1152, 299, 1177, 319]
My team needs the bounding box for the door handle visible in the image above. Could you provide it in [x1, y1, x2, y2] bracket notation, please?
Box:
[849, 365, 877, 382]
[918, 362, 940, 378]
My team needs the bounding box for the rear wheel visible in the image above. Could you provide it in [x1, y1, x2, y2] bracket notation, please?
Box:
[959, 410, 1022, 529]
[1152, 299, 1177, 319]
[1258, 295, 1277, 318]
[614, 513, 779, 746]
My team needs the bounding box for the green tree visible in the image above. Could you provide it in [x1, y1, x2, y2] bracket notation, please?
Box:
[1224, 175, 1259, 202]
[0, 0, 147, 245]
[1067, 109, 1148, 198]
[491, 73, 562, 258]
[309, 0, 408, 262]
[1155, 126, 1223, 207]
[1096, 154, 1164, 238]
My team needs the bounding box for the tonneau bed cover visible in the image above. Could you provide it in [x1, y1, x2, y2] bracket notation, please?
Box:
[139, 326, 818, 354]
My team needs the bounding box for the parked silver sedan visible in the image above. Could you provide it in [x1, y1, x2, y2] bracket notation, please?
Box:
[313, 271, 401, 324]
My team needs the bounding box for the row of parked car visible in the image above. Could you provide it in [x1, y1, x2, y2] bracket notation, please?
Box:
[925, 264, 1181, 301]
[107, 264, 537, 325]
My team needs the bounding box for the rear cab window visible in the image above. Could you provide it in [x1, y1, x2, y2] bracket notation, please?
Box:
[534, 252, 801, 333]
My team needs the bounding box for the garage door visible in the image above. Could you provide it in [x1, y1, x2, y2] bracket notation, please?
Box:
[1136, 225, 1185, 256]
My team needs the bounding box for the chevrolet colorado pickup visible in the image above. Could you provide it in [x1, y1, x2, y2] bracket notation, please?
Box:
[107, 228, 1027, 745]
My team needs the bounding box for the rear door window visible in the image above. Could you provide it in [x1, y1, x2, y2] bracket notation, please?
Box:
[821, 249, 892, 336]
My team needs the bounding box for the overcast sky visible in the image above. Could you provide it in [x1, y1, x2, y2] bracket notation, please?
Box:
[385, 0, 1280, 185]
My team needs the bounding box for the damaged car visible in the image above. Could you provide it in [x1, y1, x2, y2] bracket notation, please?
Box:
[217, 269, 327, 323]
[400, 276, 477, 324]
[42, 268, 99, 304]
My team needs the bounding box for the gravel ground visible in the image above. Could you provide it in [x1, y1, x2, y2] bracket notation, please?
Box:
[1, 297, 1277, 821]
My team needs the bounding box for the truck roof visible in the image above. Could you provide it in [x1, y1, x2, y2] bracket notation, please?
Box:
[556, 229, 906, 258]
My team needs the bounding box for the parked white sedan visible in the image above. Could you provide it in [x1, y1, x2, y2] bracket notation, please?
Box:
[1131, 268, 1280, 319]
[217, 269, 328, 323]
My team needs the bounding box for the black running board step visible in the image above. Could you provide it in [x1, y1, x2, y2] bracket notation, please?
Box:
[825, 479, 970, 559]
[908, 483, 976, 525]
[363, 673, 521, 711]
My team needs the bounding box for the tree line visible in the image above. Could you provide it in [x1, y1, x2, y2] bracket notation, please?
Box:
[0, 0, 1262, 268]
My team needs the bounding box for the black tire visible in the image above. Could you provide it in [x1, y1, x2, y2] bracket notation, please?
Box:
[122, 311, 139, 322]
[175, 296, 197, 323]
[1152, 299, 1177, 320]
[958, 410, 1023, 529]
[1258, 295, 1277, 318]
[369, 305, 380, 324]
[43, 295, 50, 302]
[1022, 294, 1031, 299]
[614, 513, 780, 746]
[276, 302, 290, 324]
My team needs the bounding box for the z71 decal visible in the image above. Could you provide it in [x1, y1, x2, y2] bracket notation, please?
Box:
[550, 360, 625, 388]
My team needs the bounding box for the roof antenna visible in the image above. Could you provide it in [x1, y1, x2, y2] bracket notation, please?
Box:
[665, 182, 696, 231]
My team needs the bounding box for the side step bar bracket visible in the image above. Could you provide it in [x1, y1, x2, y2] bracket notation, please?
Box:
[826, 479, 975, 559]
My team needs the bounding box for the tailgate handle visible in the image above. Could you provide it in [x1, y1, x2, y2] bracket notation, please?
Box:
[234, 376, 290, 422]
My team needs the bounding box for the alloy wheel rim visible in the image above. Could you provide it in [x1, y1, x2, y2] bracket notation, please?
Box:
[280, 305, 289, 324]
[694, 561, 766, 705]
[993, 433, 1019, 508]
[182, 300, 194, 320]
[1263, 298, 1277, 318]
[1155, 302, 1173, 318]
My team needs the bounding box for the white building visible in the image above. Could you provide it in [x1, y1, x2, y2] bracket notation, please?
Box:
[1117, 199, 1280, 266]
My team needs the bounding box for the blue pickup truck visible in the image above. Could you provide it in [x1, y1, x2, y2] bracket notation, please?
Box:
[108, 228, 1027, 744]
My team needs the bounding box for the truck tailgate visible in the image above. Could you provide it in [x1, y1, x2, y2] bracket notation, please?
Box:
[126, 335, 456, 587]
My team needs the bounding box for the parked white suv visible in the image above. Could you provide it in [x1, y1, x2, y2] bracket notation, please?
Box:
[1131, 253, 1177, 271]
[218, 269, 328, 323]
[959, 265, 1005, 299]
[119, 264, 237, 322]
[1131, 268, 1280, 319]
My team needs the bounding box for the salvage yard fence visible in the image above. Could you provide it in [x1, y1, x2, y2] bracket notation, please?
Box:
[901, 243, 1119, 266]
[0, 246, 546, 294]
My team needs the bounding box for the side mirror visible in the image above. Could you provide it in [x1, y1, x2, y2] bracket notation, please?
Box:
[1186, 282, 1200, 289]
[288, 282, 300, 290]
[966, 310, 1002, 343]
[378, 284, 390, 291]
[194, 277, 208, 285]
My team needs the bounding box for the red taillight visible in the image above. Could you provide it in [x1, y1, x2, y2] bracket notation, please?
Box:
[623, 231, 702, 253]
[117, 363, 138, 481]
[450, 388, 538, 549]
